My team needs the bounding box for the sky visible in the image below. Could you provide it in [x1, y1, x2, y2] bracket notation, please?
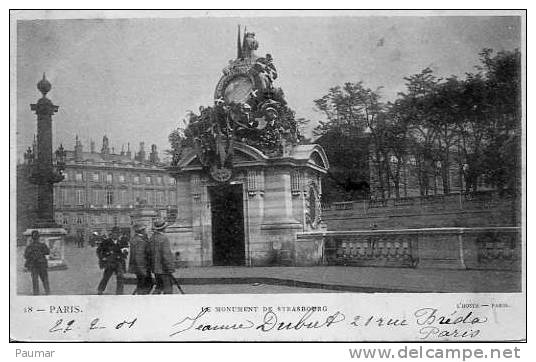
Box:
[15, 13, 521, 162]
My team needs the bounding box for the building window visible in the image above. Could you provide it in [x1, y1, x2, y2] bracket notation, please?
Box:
[106, 189, 114, 205]
[119, 174, 125, 183]
[169, 191, 176, 205]
[169, 177, 176, 185]
[145, 176, 152, 184]
[133, 175, 140, 184]
[120, 190, 128, 205]
[92, 189, 99, 205]
[157, 191, 165, 205]
[106, 173, 113, 184]
[146, 191, 153, 205]
[76, 189, 85, 205]
[58, 188, 65, 206]
[76, 215, 84, 225]
[62, 188, 72, 206]
[157, 176, 163, 185]
[92, 172, 99, 182]
[75, 172, 83, 182]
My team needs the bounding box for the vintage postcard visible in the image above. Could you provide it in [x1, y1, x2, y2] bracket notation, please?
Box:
[9, 10, 526, 342]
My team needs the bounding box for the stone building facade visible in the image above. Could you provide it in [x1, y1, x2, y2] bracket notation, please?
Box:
[17, 135, 177, 242]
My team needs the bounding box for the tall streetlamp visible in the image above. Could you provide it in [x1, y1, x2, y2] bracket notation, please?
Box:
[23, 74, 67, 269]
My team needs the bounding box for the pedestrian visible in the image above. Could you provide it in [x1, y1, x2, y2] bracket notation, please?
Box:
[24, 230, 50, 295]
[129, 224, 153, 294]
[90, 231, 99, 248]
[149, 220, 175, 294]
[96, 227, 129, 295]
[77, 234, 84, 248]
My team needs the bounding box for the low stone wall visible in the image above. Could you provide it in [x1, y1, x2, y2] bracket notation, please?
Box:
[295, 227, 521, 271]
[322, 193, 519, 230]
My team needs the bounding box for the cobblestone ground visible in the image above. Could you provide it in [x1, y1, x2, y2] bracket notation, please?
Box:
[15, 242, 521, 295]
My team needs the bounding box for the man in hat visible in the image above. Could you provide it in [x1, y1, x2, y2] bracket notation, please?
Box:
[128, 224, 152, 294]
[96, 227, 129, 295]
[149, 220, 175, 294]
[24, 230, 50, 295]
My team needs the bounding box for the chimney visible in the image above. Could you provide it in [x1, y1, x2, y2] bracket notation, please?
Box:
[149, 144, 160, 164]
[126, 142, 132, 159]
[136, 142, 146, 161]
[74, 134, 83, 161]
[101, 135, 110, 155]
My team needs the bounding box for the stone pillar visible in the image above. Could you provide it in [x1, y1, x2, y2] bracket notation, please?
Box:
[25, 74, 67, 269]
[30, 75, 60, 226]
[245, 169, 265, 266]
[166, 174, 201, 266]
[258, 167, 301, 265]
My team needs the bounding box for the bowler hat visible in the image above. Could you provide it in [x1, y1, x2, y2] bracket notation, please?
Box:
[153, 219, 168, 231]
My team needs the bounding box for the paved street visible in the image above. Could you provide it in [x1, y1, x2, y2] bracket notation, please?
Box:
[15, 243, 521, 295]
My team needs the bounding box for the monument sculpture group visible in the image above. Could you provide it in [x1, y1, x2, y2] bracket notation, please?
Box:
[167, 26, 329, 266]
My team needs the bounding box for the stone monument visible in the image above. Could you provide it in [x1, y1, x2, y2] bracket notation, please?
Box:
[23, 74, 67, 269]
[167, 27, 329, 266]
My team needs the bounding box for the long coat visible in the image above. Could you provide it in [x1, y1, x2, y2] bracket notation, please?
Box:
[97, 237, 128, 269]
[24, 241, 50, 269]
[128, 233, 149, 275]
[149, 231, 175, 274]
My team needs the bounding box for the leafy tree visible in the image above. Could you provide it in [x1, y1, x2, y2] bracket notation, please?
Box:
[313, 82, 385, 200]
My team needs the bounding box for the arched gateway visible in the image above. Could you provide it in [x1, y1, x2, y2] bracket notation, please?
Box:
[166, 27, 329, 266]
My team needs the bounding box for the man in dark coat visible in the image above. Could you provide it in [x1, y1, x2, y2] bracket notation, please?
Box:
[24, 230, 50, 295]
[128, 224, 152, 294]
[149, 220, 175, 294]
[96, 227, 129, 295]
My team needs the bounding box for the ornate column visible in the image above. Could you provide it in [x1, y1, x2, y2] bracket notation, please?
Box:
[24, 74, 67, 269]
[29, 74, 64, 226]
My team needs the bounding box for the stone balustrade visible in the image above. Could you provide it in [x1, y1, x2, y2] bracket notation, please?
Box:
[295, 227, 521, 270]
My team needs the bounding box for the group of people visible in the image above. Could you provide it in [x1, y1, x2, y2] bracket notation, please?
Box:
[96, 220, 176, 295]
[23, 220, 177, 296]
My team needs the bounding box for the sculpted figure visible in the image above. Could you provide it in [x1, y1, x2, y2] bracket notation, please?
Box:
[242, 32, 259, 59]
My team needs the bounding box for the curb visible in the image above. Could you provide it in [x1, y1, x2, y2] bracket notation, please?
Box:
[122, 276, 425, 293]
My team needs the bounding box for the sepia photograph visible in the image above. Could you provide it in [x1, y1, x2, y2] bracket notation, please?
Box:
[9, 10, 525, 342]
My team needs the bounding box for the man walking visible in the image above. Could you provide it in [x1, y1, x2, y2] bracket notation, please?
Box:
[96, 227, 129, 295]
[128, 224, 152, 294]
[149, 220, 175, 294]
[24, 230, 51, 295]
